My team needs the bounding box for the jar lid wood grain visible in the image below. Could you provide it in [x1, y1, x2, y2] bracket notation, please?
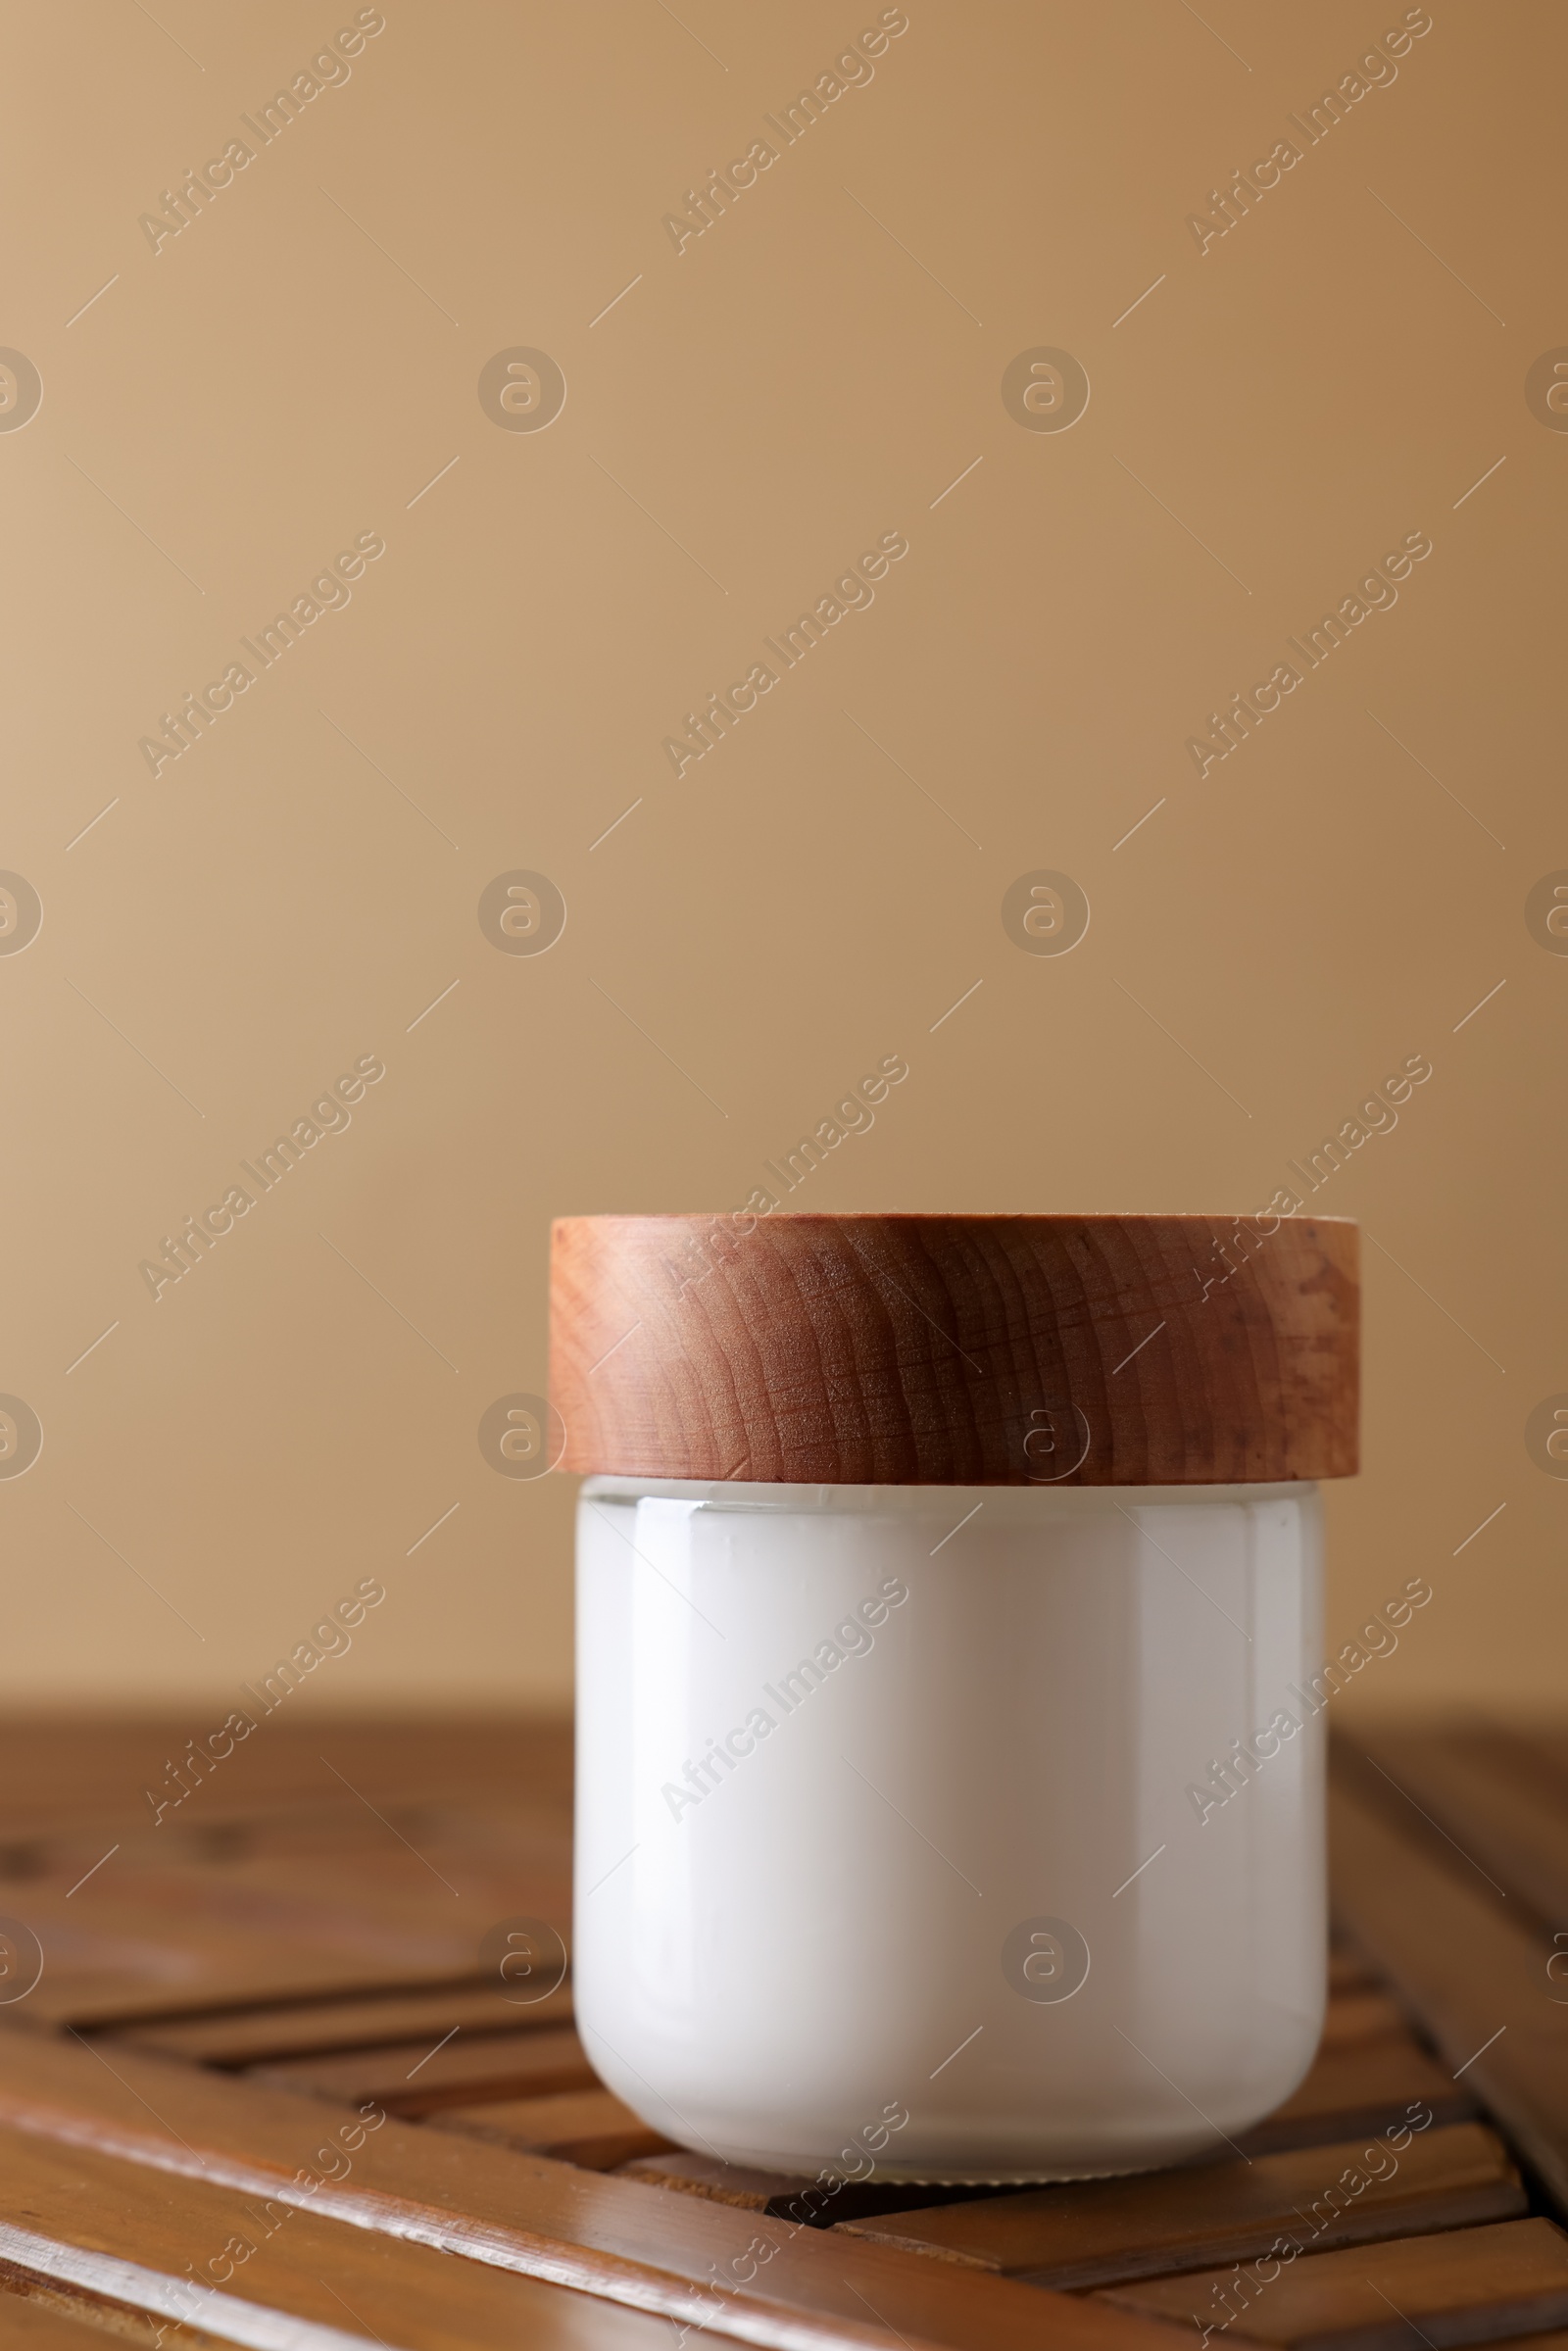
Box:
[549, 1212, 1358, 1486]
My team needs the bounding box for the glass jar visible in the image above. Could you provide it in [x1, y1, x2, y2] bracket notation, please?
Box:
[574, 1475, 1323, 2181]
[552, 1211, 1358, 2183]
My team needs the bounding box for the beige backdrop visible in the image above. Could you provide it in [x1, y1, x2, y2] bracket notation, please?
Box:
[3, 0, 1561, 1717]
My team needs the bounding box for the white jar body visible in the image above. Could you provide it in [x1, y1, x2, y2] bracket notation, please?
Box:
[574, 1476, 1325, 2182]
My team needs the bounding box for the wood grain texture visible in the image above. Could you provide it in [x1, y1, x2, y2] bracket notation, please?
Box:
[1, 1787, 575, 2031]
[1328, 1771, 1568, 2217]
[613, 2148, 793, 2208]
[0, 2293, 134, 2344]
[832, 2124, 1524, 2282]
[8, 1712, 1559, 2351]
[432, 2089, 675, 2171]
[615, 2149, 1000, 2227]
[12, 1842, 569, 2031]
[0, 1717, 572, 1841]
[1351, 1726, 1568, 1924]
[1329, 1950, 1380, 1996]
[252, 2024, 599, 2117]
[1317, 1993, 1409, 2052]
[0, 2027, 1187, 2351]
[0, 2123, 677, 2351]
[1235, 2036, 1473, 2154]
[115, 1981, 575, 2068]
[1094, 2218, 1568, 2350]
[549, 1213, 1359, 1485]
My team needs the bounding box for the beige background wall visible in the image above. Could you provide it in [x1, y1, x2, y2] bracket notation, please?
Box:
[3, 0, 1561, 1716]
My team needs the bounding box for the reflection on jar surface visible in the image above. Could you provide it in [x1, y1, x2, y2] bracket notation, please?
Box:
[574, 1475, 1324, 2182]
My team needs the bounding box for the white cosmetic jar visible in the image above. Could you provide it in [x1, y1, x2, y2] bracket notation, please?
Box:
[552, 1212, 1359, 2182]
[574, 1475, 1324, 2180]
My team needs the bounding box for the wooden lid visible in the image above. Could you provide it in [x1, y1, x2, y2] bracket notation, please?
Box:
[549, 1212, 1358, 1486]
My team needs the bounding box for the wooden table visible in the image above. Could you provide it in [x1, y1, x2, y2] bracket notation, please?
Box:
[0, 1715, 1562, 2349]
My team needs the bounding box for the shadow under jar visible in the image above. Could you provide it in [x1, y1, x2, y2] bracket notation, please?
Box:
[550, 1211, 1359, 2183]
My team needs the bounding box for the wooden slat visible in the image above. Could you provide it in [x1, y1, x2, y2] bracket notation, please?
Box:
[0, 2295, 132, 2344]
[252, 2023, 599, 2116]
[617, 2150, 1004, 2228]
[1095, 2218, 1568, 2350]
[1354, 1728, 1568, 1923]
[0, 2121, 676, 2350]
[1513, 1727, 1568, 1795]
[615, 2149, 804, 2209]
[16, 1854, 569, 2029]
[833, 2123, 1523, 2281]
[1237, 2032, 1472, 2153]
[112, 1979, 575, 2066]
[434, 2088, 675, 2171]
[0, 1717, 573, 1840]
[0, 2024, 1186, 2351]
[1318, 1992, 1408, 2051]
[0, 1729, 570, 2031]
[1329, 1950, 1379, 1996]
[16, 1790, 567, 1877]
[17, 1710, 1556, 2351]
[1330, 1772, 1568, 2214]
